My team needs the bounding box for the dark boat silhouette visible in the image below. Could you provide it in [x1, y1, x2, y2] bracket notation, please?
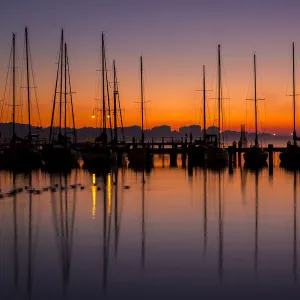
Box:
[188, 66, 216, 165]
[81, 34, 121, 168]
[128, 56, 153, 167]
[280, 43, 300, 168]
[0, 29, 42, 169]
[205, 45, 228, 167]
[42, 29, 79, 168]
[243, 53, 268, 166]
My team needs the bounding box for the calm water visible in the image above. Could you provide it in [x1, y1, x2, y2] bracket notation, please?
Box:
[0, 155, 300, 299]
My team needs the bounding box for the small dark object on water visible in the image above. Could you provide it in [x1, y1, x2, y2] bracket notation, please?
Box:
[97, 186, 101, 191]
[55, 184, 59, 187]
[124, 185, 130, 189]
[80, 186, 85, 190]
[33, 190, 41, 194]
[43, 187, 49, 191]
[17, 188, 23, 193]
[50, 188, 56, 192]
[70, 184, 77, 189]
[24, 186, 28, 190]
[0, 194, 4, 199]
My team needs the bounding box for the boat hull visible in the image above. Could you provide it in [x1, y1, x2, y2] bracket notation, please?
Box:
[188, 146, 206, 166]
[205, 147, 229, 167]
[42, 145, 79, 168]
[128, 148, 153, 168]
[280, 145, 300, 168]
[243, 148, 268, 166]
[0, 146, 42, 169]
[81, 148, 117, 169]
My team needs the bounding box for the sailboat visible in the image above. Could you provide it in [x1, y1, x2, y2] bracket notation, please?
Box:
[280, 43, 300, 167]
[42, 29, 79, 169]
[128, 56, 153, 167]
[81, 33, 117, 169]
[205, 45, 229, 166]
[243, 53, 268, 166]
[188, 65, 216, 165]
[0, 29, 42, 169]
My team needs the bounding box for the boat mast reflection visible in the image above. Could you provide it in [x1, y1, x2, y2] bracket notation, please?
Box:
[102, 172, 113, 295]
[218, 170, 223, 282]
[203, 168, 207, 255]
[293, 171, 297, 283]
[51, 172, 77, 294]
[12, 172, 19, 287]
[142, 169, 146, 269]
[254, 169, 259, 274]
[27, 172, 33, 298]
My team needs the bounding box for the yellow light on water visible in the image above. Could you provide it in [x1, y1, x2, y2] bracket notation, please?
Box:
[107, 173, 112, 216]
[92, 173, 96, 219]
[92, 115, 95, 119]
[92, 186, 96, 219]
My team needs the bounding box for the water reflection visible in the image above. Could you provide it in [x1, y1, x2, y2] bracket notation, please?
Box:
[1, 159, 300, 298]
[50, 172, 77, 294]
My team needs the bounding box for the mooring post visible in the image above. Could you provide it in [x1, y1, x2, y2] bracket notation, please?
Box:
[268, 144, 274, 176]
[238, 142, 242, 167]
[232, 143, 237, 166]
[228, 146, 233, 173]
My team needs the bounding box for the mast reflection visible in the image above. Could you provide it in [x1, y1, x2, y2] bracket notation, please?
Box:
[51, 172, 77, 294]
[293, 171, 297, 283]
[218, 170, 223, 282]
[12, 172, 19, 287]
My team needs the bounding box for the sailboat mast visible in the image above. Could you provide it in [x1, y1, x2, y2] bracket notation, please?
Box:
[102, 33, 106, 135]
[49, 32, 61, 143]
[66, 46, 77, 144]
[140, 56, 144, 143]
[113, 60, 118, 143]
[12, 33, 16, 140]
[293, 42, 296, 144]
[203, 65, 206, 139]
[64, 43, 67, 138]
[254, 54, 258, 147]
[218, 45, 221, 147]
[59, 29, 64, 134]
[25, 27, 31, 138]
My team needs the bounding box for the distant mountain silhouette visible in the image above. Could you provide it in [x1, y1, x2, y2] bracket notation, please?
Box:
[0, 122, 290, 142]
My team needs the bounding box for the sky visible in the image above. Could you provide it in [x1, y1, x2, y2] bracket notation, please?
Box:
[0, 0, 300, 134]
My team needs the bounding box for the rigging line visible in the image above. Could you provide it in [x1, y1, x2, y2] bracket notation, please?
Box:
[103, 46, 113, 140]
[0, 44, 13, 123]
[28, 42, 42, 127]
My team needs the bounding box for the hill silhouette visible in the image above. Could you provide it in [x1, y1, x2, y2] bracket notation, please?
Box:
[0, 122, 289, 143]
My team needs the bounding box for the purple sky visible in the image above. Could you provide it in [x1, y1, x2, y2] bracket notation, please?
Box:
[0, 0, 300, 133]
